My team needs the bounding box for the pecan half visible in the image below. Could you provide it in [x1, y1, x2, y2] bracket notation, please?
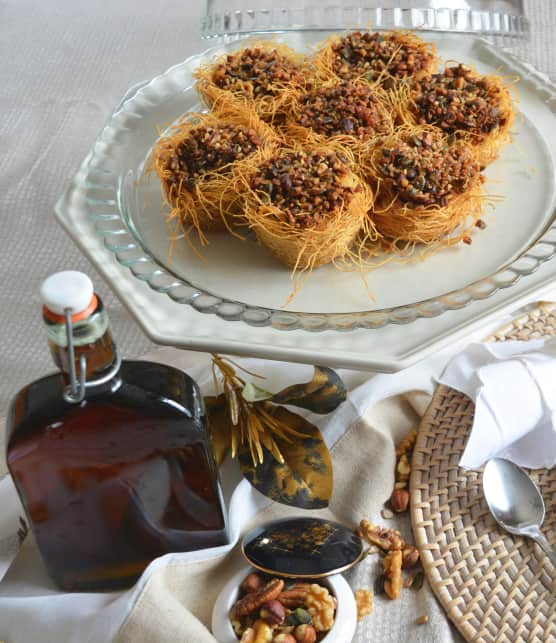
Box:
[232, 578, 285, 617]
[278, 584, 312, 608]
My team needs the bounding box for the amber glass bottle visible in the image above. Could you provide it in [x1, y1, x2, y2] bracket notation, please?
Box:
[6, 271, 228, 591]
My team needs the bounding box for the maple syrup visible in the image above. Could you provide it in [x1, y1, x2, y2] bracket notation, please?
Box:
[6, 272, 228, 591]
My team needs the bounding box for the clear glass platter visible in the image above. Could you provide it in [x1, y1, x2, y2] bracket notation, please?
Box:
[70, 30, 556, 333]
[202, 1, 528, 40]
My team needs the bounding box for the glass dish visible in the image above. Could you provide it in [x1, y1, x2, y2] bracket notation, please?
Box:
[73, 29, 556, 333]
[202, 1, 528, 40]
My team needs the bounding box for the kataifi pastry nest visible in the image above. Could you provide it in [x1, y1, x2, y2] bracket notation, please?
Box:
[194, 40, 311, 125]
[362, 126, 484, 252]
[149, 108, 278, 245]
[239, 142, 375, 284]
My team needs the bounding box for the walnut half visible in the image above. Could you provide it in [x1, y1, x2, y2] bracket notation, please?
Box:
[355, 589, 373, 619]
[305, 583, 336, 632]
[359, 519, 406, 551]
[383, 550, 403, 600]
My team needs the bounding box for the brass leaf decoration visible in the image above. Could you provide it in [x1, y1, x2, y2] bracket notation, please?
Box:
[271, 366, 347, 414]
[238, 406, 333, 509]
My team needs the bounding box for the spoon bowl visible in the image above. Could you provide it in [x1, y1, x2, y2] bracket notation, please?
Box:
[482, 458, 556, 567]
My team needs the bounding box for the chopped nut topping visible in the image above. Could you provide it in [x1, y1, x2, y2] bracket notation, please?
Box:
[329, 31, 435, 85]
[165, 124, 261, 192]
[376, 130, 479, 209]
[411, 64, 509, 141]
[355, 589, 373, 619]
[251, 150, 357, 228]
[212, 47, 305, 98]
[296, 81, 391, 139]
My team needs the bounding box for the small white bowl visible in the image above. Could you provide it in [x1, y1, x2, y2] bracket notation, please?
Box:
[211, 566, 357, 643]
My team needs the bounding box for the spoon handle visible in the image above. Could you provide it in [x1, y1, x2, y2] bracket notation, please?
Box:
[530, 529, 556, 568]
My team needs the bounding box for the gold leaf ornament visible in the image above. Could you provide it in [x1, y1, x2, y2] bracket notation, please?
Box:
[271, 366, 347, 414]
[238, 406, 333, 509]
[205, 355, 336, 508]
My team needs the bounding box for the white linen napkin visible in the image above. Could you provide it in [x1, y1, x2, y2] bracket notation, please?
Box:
[439, 338, 556, 469]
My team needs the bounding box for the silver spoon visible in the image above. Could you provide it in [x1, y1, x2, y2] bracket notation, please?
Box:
[482, 458, 556, 567]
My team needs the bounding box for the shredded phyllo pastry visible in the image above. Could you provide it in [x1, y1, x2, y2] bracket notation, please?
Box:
[195, 41, 309, 124]
[360, 126, 485, 255]
[240, 144, 375, 301]
[150, 29, 517, 298]
[149, 108, 277, 245]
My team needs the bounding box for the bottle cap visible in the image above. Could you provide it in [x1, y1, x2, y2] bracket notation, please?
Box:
[41, 271, 96, 320]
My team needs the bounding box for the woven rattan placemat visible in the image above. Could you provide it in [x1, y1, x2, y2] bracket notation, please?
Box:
[411, 302, 556, 643]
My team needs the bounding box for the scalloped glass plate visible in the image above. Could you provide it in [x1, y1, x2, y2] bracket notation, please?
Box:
[68, 31, 556, 330]
[64, 31, 556, 333]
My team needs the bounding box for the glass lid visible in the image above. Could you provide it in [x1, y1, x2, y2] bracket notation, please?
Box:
[202, 1, 528, 40]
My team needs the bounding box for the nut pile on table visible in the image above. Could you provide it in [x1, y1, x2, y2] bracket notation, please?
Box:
[355, 430, 429, 625]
